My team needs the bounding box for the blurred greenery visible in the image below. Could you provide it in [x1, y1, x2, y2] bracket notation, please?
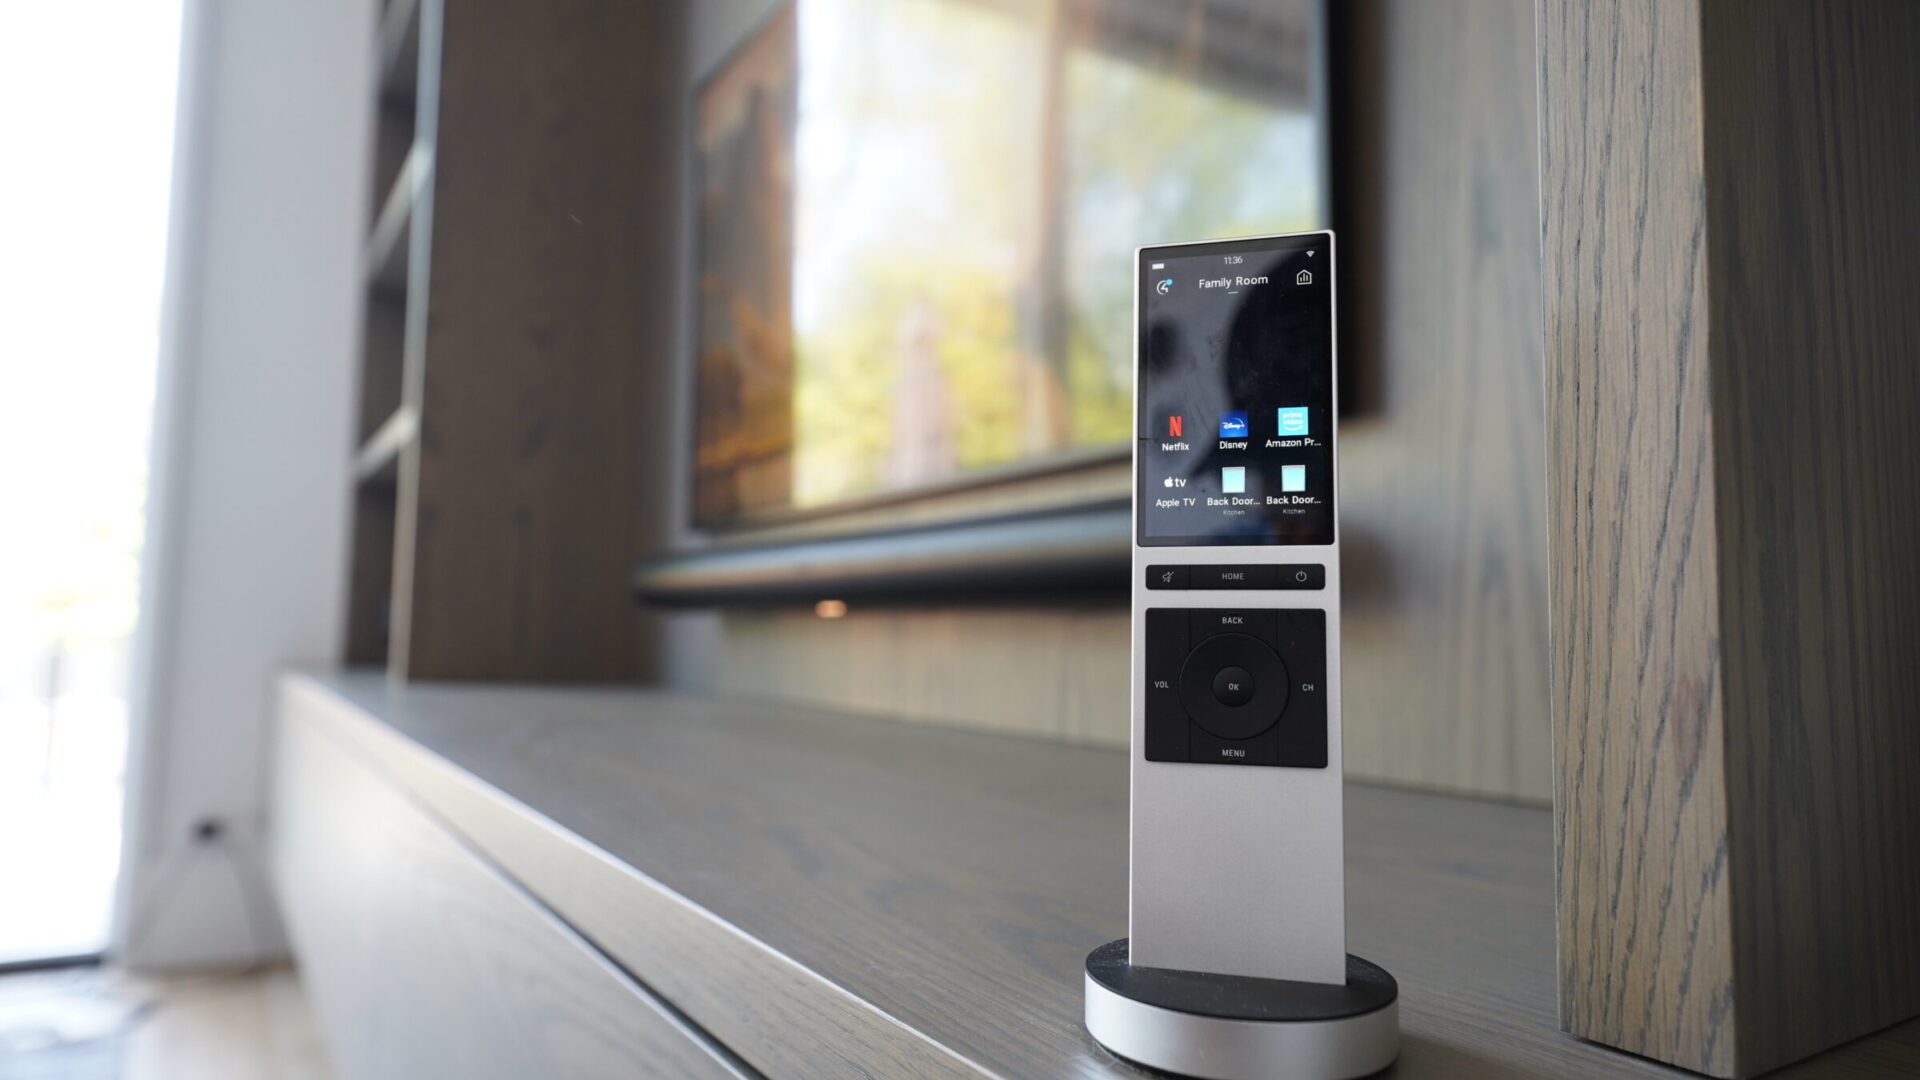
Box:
[795, 262, 1019, 504]
[777, 0, 1319, 511]
[1062, 49, 1319, 447]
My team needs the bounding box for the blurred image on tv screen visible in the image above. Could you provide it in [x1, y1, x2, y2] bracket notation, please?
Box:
[693, 0, 1322, 525]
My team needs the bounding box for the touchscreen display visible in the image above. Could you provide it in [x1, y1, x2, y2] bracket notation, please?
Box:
[1136, 234, 1334, 546]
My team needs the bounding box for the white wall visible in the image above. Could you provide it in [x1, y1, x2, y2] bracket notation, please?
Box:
[115, 0, 373, 969]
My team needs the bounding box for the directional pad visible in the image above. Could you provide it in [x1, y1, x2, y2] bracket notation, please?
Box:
[1181, 635, 1288, 740]
[1142, 607, 1328, 768]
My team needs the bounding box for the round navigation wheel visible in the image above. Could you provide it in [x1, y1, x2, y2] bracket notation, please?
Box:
[1178, 633, 1289, 741]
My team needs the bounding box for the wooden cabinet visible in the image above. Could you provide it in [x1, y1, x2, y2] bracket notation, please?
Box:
[271, 685, 748, 1078]
[269, 674, 1920, 1079]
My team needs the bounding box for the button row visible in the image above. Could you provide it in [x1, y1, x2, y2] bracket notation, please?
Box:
[1146, 564, 1325, 590]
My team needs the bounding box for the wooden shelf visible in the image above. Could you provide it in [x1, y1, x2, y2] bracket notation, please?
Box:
[353, 405, 417, 487]
[283, 674, 1920, 1079]
[363, 147, 420, 297]
[376, 0, 420, 112]
[347, 0, 425, 675]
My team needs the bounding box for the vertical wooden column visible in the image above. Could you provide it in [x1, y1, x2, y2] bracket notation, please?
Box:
[1541, 1, 1920, 1075]
[396, 1, 684, 681]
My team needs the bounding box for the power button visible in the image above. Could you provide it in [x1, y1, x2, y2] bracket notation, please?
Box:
[1276, 565, 1325, 590]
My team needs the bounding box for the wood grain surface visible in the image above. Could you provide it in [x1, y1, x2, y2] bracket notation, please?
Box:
[1543, 0, 1920, 1074]
[1540, 0, 1732, 1071]
[715, 605, 1132, 746]
[1700, 0, 1920, 1072]
[278, 673, 1920, 1079]
[272, 686, 752, 1079]
[395, 0, 683, 680]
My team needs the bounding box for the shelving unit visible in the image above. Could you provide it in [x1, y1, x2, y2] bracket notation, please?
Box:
[361, 148, 417, 299]
[374, 0, 419, 110]
[340, 1, 677, 681]
[344, 0, 428, 669]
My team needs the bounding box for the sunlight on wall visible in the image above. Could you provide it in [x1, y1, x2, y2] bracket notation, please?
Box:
[0, 1, 182, 964]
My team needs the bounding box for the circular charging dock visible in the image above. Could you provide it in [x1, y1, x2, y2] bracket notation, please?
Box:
[1083, 940, 1399, 1079]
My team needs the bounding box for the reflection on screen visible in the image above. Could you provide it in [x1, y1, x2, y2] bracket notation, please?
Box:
[694, 0, 1322, 525]
[1137, 237, 1335, 546]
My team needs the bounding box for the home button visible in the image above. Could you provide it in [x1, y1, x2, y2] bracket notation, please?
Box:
[1192, 564, 1277, 590]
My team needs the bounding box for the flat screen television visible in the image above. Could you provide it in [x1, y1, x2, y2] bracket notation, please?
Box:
[692, 0, 1324, 528]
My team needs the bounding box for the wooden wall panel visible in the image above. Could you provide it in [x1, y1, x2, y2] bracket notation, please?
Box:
[1702, 0, 1920, 1071]
[401, 2, 684, 680]
[1543, 0, 1920, 1073]
[676, 0, 1554, 801]
[719, 606, 1132, 745]
[1332, 0, 1550, 799]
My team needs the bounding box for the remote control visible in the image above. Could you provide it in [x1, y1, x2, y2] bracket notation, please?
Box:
[1129, 230, 1345, 984]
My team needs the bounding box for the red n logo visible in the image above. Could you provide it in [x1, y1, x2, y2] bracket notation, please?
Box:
[1168, 416, 1183, 437]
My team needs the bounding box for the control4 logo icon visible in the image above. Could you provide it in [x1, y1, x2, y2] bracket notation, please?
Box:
[1156, 278, 1173, 296]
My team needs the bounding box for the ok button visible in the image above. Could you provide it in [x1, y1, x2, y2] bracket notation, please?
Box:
[1212, 666, 1255, 707]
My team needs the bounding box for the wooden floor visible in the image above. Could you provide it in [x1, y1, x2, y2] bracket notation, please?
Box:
[0, 964, 330, 1080]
